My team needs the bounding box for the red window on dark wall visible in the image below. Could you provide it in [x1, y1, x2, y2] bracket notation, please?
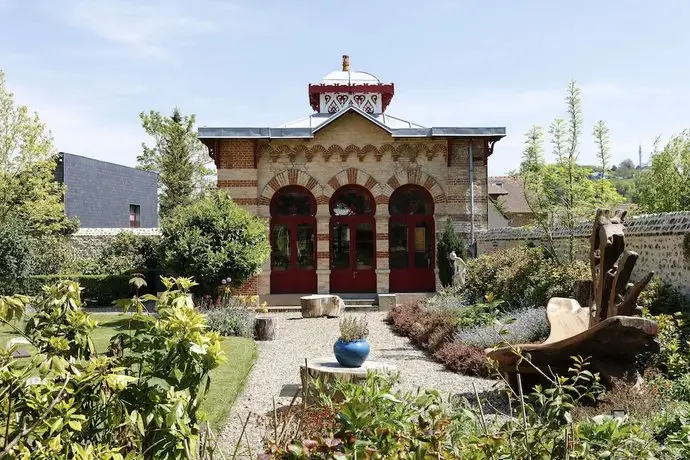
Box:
[129, 204, 141, 228]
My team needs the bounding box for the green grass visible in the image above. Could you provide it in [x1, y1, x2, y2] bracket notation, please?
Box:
[0, 312, 257, 430]
[205, 337, 257, 429]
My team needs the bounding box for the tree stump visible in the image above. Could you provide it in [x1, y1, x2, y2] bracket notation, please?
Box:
[254, 315, 277, 341]
[300, 358, 397, 405]
[300, 295, 345, 318]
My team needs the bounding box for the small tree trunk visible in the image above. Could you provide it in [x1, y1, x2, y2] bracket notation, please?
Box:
[254, 315, 277, 341]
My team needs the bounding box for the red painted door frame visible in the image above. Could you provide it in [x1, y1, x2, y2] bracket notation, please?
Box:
[329, 215, 376, 293]
[389, 215, 436, 293]
[270, 216, 317, 294]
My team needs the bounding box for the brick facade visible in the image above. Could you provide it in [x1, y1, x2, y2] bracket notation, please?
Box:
[213, 113, 490, 297]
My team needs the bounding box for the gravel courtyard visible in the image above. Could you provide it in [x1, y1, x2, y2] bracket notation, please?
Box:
[217, 311, 497, 456]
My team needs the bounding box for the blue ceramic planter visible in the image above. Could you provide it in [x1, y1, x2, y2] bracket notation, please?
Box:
[333, 338, 370, 367]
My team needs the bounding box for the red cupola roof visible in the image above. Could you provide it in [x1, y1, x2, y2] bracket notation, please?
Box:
[308, 55, 394, 113]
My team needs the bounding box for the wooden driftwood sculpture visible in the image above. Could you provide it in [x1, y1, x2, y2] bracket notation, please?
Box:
[487, 209, 659, 389]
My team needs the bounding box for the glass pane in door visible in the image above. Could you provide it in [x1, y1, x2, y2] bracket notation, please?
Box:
[296, 224, 315, 270]
[389, 221, 408, 269]
[414, 222, 432, 269]
[355, 222, 374, 270]
[331, 223, 350, 269]
[271, 224, 290, 271]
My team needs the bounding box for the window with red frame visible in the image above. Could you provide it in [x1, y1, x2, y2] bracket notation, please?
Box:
[129, 204, 141, 228]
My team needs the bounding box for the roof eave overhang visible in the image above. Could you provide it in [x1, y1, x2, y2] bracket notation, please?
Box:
[199, 126, 506, 141]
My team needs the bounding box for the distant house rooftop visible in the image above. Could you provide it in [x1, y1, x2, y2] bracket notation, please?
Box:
[488, 176, 534, 228]
[488, 176, 531, 214]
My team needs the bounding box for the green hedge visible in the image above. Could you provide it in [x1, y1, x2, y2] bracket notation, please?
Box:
[17, 274, 139, 306]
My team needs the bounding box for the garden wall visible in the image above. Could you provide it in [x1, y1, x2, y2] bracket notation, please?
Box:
[476, 212, 690, 295]
[69, 227, 161, 259]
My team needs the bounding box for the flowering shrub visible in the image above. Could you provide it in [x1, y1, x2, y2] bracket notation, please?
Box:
[457, 306, 550, 349]
[465, 246, 588, 310]
[204, 306, 255, 338]
[433, 341, 489, 376]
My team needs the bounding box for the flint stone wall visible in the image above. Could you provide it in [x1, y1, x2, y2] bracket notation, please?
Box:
[69, 227, 161, 260]
[477, 212, 690, 295]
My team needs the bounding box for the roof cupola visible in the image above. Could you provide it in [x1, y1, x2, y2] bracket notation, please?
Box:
[308, 55, 395, 114]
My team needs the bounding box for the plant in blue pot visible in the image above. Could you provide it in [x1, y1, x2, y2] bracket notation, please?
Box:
[334, 315, 370, 367]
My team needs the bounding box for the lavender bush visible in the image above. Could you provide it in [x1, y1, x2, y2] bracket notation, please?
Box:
[456, 306, 549, 349]
[204, 306, 255, 338]
[423, 287, 471, 311]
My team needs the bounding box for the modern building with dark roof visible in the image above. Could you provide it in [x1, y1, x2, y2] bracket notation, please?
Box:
[55, 152, 158, 228]
[198, 55, 506, 300]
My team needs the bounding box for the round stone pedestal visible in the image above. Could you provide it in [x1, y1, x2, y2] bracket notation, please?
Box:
[300, 357, 397, 404]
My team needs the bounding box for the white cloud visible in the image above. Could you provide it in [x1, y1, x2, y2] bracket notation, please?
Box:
[52, 0, 240, 60]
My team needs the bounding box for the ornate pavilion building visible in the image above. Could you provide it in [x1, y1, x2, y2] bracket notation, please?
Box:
[199, 56, 505, 302]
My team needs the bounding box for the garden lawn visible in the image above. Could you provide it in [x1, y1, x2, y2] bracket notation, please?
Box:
[0, 313, 257, 430]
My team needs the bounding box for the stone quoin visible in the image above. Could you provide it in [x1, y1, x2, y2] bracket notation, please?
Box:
[198, 55, 506, 300]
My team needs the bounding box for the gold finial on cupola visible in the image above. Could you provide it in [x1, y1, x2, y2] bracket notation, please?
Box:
[342, 54, 350, 71]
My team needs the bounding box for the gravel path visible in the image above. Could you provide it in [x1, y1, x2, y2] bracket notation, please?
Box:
[217, 311, 497, 457]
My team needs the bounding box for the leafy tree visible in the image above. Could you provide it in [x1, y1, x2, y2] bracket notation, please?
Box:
[0, 222, 33, 294]
[549, 118, 567, 162]
[0, 70, 76, 236]
[161, 190, 270, 294]
[519, 81, 625, 263]
[138, 108, 213, 219]
[619, 158, 637, 171]
[593, 120, 611, 178]
[521, 126, 545, 171]
[437, 218, 467, 287]
[636, 131, 690, 212]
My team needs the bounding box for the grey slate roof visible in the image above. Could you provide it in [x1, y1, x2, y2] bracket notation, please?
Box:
[198, 106, 506, 140]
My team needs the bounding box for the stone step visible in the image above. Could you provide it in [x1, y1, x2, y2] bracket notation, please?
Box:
[341, 298, 377, 306]
[344, 305, 379, 312]
[265, 305, 302, 313]
[265, 304, 379, 313]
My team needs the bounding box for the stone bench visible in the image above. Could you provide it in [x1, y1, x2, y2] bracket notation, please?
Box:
[300, 295, 345, 318]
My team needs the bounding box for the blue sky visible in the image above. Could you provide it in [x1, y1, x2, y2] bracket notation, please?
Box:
[1, 0, 688, 175]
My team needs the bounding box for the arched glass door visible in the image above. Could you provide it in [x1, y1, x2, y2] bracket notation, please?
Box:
[270, 186, 317, 294]
[329, 185, 376, 293]
[389, 185, 436, 292]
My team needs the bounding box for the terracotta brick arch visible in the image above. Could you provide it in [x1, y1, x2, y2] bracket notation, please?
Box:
[384, 167, 446, 205]
[258, 169, 323, 206]
[323, 168, 384, 203]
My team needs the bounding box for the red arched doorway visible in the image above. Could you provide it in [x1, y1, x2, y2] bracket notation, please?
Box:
[389, 185, 436, 292]
[329, 185, 376, 293]
[270, 186, 317, 294]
